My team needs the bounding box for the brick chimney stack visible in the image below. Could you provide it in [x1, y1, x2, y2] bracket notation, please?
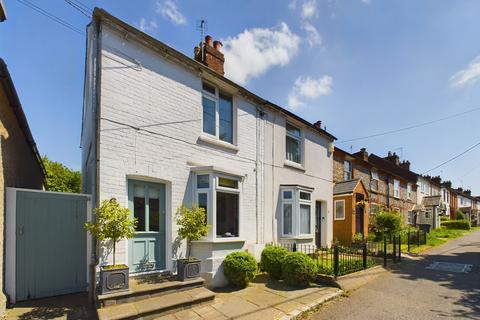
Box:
[399, 160, 410, 171]
[353, 148, 369, 162]
[464, 189, 472, 196]
[194, 35, 225, 75]
[384, 151, 400, 166]
[313, 120, 322, 129]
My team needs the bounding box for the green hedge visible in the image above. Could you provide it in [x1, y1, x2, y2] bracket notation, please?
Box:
[223, 251, 257, 287]
[260, 246, 288, 280]
[281, 252, 316, 286]
[441, 220, 471, 230]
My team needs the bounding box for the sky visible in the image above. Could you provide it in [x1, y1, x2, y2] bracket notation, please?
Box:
[1, 0, 480, 194]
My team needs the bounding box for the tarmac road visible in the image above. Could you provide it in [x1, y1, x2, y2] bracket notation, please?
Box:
[311, 229, 480, 320]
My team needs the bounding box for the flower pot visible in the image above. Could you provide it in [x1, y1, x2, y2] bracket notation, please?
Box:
[177, 258, 201, 281]
[99, 265, 129, 295]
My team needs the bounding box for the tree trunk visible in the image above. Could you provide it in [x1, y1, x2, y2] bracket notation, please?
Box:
[187, 239, 191, 260]
[113, 239, 116, 266]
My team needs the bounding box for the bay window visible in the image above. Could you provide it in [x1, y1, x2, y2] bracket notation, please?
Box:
[285, 123, 302, 164]
[202, 82, 234, 144]
[280, 186, 313, 237]
[194, 171, 241, 240]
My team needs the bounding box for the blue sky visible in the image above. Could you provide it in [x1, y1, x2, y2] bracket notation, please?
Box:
[1, 0, 480, 193]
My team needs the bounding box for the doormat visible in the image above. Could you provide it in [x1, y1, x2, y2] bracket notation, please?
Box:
[426, 261, 473, 273]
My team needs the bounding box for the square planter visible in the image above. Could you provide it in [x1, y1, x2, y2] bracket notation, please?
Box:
[177, 259, 201, 281]
[99, 265, 129, 295]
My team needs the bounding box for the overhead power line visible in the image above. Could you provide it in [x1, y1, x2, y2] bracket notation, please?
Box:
[64, 0, 92, 18]
[337, 107, 480, 144]
[422, 141, 480, 175]
[16, 0, 84, 35]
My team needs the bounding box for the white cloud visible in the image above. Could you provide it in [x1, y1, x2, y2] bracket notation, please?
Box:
[156, 0, 186, 25]
[139, 18, 158, 32]
[450, 55, 480, 88]
[287, 75, 332, 109]
[301, 0, 319, 19]
[222, 23, 301, 85]
[289, 0, 297, 10]
[361, 0, 371, 5]
[302, 22, 321, 46]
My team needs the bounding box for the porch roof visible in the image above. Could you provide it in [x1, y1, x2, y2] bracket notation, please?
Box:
[333, 179, 361, 195]
[422, 195, 442, 207]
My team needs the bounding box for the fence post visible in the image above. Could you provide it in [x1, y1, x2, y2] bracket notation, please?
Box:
[362, 242, 367, 269]
[393, 235, 397, 263]
[293, 243, 297, 252]
[398, 235, 401, 262]
[333, 245, 339, 277]
[383, 236, 387, 267]
[407, 229, 411, 252]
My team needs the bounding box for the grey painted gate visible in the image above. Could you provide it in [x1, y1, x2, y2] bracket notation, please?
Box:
[15, 191, 89, 301]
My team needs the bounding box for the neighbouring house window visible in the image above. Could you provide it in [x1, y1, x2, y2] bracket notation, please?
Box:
[407, 183, 412, 200]
[334, 200, 345, 220]
[370, 203, 380, 215]
[425, 208, 432, 219]
[285, 123, 302, 164]
[371, 168, 379, 191]
[202, 82, 234, 144]
[394, 179, 400, 198]
[344, 160, 352, 181]
[407, 211, 413, 224]
[393, 207, 400, 213]
[195, 173, 241, 239]
[280, 187, 312, 237]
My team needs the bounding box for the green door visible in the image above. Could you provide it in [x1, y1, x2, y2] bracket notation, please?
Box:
[128, 180, 166, 272]
[16, 191, 88, 301]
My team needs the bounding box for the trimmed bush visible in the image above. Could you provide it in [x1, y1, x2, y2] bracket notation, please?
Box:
[281, 252, 316, 286]
[223, 251, 257, 287]
[441, 220, 471, 230]
[456, 211, 466, 220]
[260, 246, 288, 280]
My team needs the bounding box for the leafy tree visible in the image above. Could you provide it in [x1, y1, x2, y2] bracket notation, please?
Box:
[85, 198, 137, 266]
[42, 156, 81, 193]
[456, 210, 466, 220]
[372, 210, 403, 238]
[176, 205, 210, 260]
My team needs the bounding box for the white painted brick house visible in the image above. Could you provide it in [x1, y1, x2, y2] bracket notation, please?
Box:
[81, 8, 336, 287]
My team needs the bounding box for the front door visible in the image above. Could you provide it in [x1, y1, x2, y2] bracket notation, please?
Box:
[315, 201, 322, 247]
[128, 180, 166, 273]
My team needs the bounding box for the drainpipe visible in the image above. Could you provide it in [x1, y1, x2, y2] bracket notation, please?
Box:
[386, 176, 390, 208]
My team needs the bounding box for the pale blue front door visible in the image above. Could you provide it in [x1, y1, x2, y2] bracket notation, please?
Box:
[128, 180, 166, 272]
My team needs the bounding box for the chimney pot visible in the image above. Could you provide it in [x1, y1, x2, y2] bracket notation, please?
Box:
[313, 120, 322, 129]
[205, 35, 213, 47]
[213, 40, 223, 51]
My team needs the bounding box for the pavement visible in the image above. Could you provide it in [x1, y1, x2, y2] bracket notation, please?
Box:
[310, 228, 480, 320]
[155, 275, 342, 320]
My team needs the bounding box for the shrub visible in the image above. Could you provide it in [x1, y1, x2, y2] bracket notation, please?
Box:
[441, 220, 471, 230]
[455, 210, 466, 220]
[260, 246, 288, 280]
[440, 215, 449, 222]
[373, 211, 403, 238]
[282, 252, 316, 286]
[223, 251, 257, 287]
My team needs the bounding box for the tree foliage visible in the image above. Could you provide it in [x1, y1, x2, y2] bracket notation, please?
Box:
[42, 156, 81, 193]
[85, 198, 137, 266]
[371, 210, 403, 238]
[176, 205, 210, 259]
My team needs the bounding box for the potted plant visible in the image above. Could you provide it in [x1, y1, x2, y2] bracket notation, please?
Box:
[85, 198, 137, 295]
[176, 205, 210, 281]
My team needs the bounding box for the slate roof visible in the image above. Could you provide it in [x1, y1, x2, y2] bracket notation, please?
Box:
[333, 179, 361, 195]
[368, 154, 418, 182]
[422, 195, 442, 207]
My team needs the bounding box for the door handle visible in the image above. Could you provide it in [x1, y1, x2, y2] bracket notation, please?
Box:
[18, 226, 24, 236]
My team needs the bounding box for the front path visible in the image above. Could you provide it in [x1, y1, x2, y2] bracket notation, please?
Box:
[310, 229, 480, 320]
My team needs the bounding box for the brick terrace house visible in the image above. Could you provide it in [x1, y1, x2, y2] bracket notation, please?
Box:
[82, 8, 336, 287]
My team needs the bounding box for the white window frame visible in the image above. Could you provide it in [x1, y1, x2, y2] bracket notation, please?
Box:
[407, 183, 412, 200]
[371, 168, 379, 191]
[407, 211, 413, 224]
[344, 160, 352, 181]
[394, 179, 400, 199]
[201, 82, 236, 145]
[280, 186, 313, 238]
[334, 199, 346, 221]
[194, 172, 242, 241]
[285, 122, 303, 165]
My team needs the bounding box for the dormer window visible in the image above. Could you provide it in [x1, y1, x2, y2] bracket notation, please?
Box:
[280, 186, 313, 238]
[201, 82, 234, 144]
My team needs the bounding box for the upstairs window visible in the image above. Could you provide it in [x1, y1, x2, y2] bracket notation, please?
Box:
[407, 183, 412, 200]
[394, 179, 400, 198]
[280, 187, 312, 237]
[285, 123, 302, 164]
[202, 82, 234, 144]
[344, 160, 352, 181]
[371, 168, 379, 191]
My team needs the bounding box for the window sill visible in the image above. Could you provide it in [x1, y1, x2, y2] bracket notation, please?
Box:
[283, 160, 305, 171]
[192, 237, 245, 244]
[279, 235, 314, 240]
[198, 134, 239, 152]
